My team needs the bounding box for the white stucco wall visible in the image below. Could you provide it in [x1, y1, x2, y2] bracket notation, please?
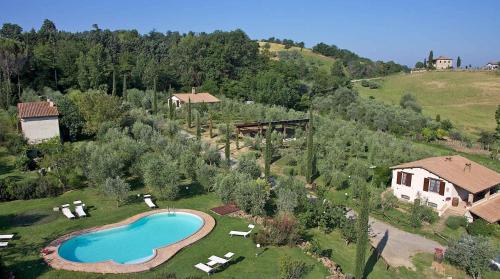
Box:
[391, 167, 464, 213]
[20, 116, 60, 144]
[434, 59, 452, 69]
[170, 96, 183, 108]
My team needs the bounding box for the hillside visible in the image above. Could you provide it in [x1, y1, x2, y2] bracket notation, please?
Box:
[355, 71, 500, 136]
[258, 41, 335, 72]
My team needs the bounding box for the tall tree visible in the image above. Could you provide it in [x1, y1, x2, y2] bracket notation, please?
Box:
[168, 85, 175, 119]
[305, 108, 315, 183]
[354, 181, 370, 279]
[225, 120, 231, 166]
[187, 97, 192, 128]
[264, 123, 272, 179]
[427, 50, 434, 68]
[196, 111, 201, 140]
[495, 105, 500, 137]
[208, 113, 213, 138]
[122, 73, 127, 99]
[152, 76, 158, 114]
[457, 56, 462, 68]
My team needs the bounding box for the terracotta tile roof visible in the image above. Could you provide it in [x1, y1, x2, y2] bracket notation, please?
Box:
[469, 195, 500, 223]
[173, 93, 220, 104]
[210, 204, 239, 216]
[391, 155, 500, 193]
[433, 56, 452, 60]
[17, 101, 59, 118]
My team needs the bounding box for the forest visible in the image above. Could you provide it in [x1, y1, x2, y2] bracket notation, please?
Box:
[0, 20, 408, 111]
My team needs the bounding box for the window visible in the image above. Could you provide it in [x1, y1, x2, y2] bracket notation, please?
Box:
[397, 171, 412, 186]
[427, 202, 438, 208]
[429, 178, 441, 193]
[401, 195, 410, 200]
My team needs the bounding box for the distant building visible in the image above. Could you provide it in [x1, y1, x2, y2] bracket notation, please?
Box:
[17, 100, 60, 144]
[432, 56, 453, 69]
[484, 61, 499, 70]
[169, 87, 220, 108]
[390, 155, 500, 223]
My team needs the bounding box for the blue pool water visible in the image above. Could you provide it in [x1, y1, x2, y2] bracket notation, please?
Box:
[58, 212, 203, 264]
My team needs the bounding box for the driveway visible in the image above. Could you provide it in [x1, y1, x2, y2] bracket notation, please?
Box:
[368, 217, 444, 270]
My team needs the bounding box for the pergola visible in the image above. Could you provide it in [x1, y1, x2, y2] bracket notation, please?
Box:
[234, 118, 309, 136]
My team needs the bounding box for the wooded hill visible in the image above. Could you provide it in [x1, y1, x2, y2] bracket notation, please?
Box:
[0, 20, 407, 111]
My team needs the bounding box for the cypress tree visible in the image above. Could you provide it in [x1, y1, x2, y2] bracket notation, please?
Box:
[196, 111, 201, 140]
[168, 85, 174, 119]
[428, 50, 434, 68]
[209, 113, 213, 138]
[457, 56, 461, 68]
[122, 74, 127, 99]
[225, 120, 231, 166]
[354, 181, 370, 279]
[152, 76, 158, 115]
[496, 105, 500, 137]
[305, 108, 314, 183]
[112, 69, 116, 96]
[264, 123, 272, 179]
[187, 98, 192, 128]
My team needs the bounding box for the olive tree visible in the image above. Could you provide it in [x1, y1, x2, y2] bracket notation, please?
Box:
[103, 177, 130, 207]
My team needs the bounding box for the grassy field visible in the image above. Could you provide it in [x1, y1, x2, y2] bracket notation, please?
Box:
[258, 42, 336, 72]
[355, 71, 500, 136]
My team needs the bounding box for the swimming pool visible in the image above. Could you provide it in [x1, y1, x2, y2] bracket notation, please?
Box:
[58, 212, 204, 264]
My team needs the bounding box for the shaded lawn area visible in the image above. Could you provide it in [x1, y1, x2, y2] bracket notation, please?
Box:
[0, 146, 38, 182]
[0, 187, 328, 279]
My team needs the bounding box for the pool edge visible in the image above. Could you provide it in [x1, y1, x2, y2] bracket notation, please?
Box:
[42, 209, 216, 274]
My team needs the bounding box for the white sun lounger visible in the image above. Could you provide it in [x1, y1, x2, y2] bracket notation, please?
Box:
[208, 255, 229, 265]
[229, 224, 254, 237]
[61, 204, 75, 219]
[75, 204, 87, 217]
[0, 242, 8, 247]
[0, 234, 14, 240]
[195, 263, 213, 275]
[144, 195, 157, 208]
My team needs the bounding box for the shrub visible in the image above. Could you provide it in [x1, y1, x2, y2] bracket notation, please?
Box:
[467, 219, 496, 236]
[445, 216, 468, 230]
[368, 81, 380, 89]
[445, 235, 495, 279]
[279, 257, 308, 279]
[361, 80, 369, 87]
[254, 213, 302, 246]
[236, 154, 261, 179]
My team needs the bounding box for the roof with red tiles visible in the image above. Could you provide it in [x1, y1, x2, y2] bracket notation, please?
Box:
[17, 101, 59, 118]
[173, 93, 220, 104]
[391, 155, 500, 193]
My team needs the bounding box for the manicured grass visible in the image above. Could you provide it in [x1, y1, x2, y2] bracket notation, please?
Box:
[355, 71, 500, 136]
[258, 42, 336, 72]
[0, 187, 328, 279]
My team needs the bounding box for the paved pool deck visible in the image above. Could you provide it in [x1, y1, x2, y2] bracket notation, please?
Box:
[42, 209, 216, 274]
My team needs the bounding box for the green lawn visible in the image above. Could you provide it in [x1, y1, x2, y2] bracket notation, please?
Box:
[0, 187, 328, 279]
[355, 71, 500, 136]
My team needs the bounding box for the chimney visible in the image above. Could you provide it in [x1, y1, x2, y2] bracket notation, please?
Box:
[47, 99, 54, 107]
[445, 157, 452, 162]
[464, 163, 471, 172]
[192, 87, 196, 94]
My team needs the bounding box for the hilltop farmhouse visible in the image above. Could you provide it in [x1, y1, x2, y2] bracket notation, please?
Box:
[391, 155, 500, 223]
[17, 100, 60, 144]
[169, 88, 220, 108]
[484, 61, 499, 70]
[433, 56, 453, 69]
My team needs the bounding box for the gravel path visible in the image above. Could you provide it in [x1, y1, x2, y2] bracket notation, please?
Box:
[368, 217, 444, 270]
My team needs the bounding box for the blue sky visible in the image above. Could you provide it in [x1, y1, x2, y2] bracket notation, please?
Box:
[1, 0, 499, 66]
